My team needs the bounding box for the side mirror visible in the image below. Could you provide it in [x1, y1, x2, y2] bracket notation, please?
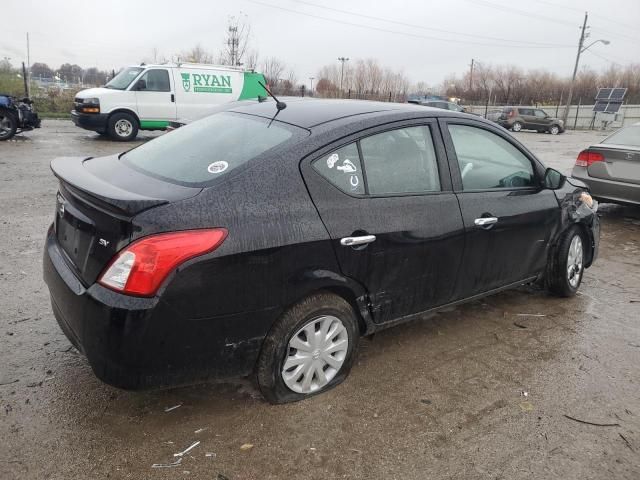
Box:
[134, 79, 147, 91]
[543, 167, 566, 190]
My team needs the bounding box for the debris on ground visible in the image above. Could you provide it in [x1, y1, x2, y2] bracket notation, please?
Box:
[519, 401, 534, 412]
[240, 443, 254, 451]
[194, 427, 208, 434]
[164, 404, 182, 412]
[513, 322, 528, 329]
[174, 441, 200, 457]
[151, 458, 183, 469]
[205, 452, 216, 458]
[520, 391, 529, 397]
[563, 414, 620, 427]
[619, 433, 634, 451]
[515, 314, 546, 317]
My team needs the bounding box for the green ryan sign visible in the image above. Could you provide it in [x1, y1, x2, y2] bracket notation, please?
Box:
[181, 73, 232, 93]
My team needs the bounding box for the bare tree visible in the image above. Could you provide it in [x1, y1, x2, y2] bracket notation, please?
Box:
[181, 44, 214, 63]
[261, 57, 286, 87]
[245, 50, 259, 71]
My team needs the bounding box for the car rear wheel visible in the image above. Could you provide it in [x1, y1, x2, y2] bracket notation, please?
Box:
[512, 121, 523, 132]
[108, 112, 138, 141]
[549, 125, 560, 135]
[256, 292, 359, 404]
[546, 226, 585, 297]
[0, 109, 18, 141]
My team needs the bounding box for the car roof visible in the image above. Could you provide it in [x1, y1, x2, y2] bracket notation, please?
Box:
[227, 97, 459, 128]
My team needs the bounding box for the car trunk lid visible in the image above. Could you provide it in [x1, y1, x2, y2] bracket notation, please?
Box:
[587, 145, 640, 185]
[51, 155, 202, 285]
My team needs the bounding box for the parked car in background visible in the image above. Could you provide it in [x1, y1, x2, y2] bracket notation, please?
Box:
[485, 109, 503, 122]
[572, 123, 640, 205]
[410, 99, 477, 115]
[497, 106, 564, 134]
[71, 63, 266, 141]
[43, 99, 599, 403]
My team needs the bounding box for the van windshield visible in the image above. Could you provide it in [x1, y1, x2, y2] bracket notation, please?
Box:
[122, 112, 306, 186]
[105, 67, 144, 90]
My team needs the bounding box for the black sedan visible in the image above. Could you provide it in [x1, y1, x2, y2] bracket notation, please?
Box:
[43, 99, 599, 403]
[572, 122, 640, 205]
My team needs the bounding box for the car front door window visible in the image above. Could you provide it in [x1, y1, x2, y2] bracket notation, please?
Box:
[448, 124, 535, 190]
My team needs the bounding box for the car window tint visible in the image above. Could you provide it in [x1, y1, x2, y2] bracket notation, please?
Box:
[519, 108, 532, 116]
[602, 125, 640, 146]
[360, 126, 440, 194]
[313, 143, 365, 195]
[448, 125, 535, 190]
[534, 110, 546, 118]
[123, 112, 299, 186]
[139, 69, 171, 92]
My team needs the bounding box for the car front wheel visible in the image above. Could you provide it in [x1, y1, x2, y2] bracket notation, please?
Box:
[546, 226, 585, 297]
[549, 125, 560, 135]
[108, 112, 138, 141]
[256, 292, 359, 404]
[512, 121, 523, 132]
[0, 110, 18, 141]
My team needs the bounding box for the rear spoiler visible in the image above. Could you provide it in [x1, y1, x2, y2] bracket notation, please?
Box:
[50, 156, 169, 216]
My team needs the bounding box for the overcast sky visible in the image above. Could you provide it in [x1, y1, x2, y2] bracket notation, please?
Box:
[3, 0, 639, 86]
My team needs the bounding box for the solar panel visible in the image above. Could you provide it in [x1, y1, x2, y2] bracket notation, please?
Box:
[596, 88, 613, 100]
[609, 88, 627, 101]
[604, 102, 623, 113]
[593, 101, 607, 112]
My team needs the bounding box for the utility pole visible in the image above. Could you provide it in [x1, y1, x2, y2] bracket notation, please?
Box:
[338, 57, 349, 96]
[309, 76, 315, 93]
[562, 12, 588, 126]
[469, 58, 474, 92]
[26, 32, 31, 97]
[228, 26, 239, 66]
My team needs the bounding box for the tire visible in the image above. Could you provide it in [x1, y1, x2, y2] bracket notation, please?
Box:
[0, 109, 18, 141]
[107, 112, 138, 141]
[546, 226, 585, 297]
[512, 121, 523, 132]
[549, 124, 560, 135]
[256, 292, 360, 404]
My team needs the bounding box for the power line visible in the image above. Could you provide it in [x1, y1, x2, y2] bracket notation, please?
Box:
[245, 0, 574, 48]
[291, 0, 572, 47]
[461, 0, 577, 27]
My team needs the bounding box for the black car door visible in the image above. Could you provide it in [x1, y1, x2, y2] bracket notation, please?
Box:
[439, 118, 559, 299]
[301, 120, 465, 323]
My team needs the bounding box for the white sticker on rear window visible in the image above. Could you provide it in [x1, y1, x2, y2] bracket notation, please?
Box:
[327, 153, 339, 169]
[207, 161, 229, 174]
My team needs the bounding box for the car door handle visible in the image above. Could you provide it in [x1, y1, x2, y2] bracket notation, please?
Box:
[171, 93, 175, 102]
[340, 235, 377, 246]
[474, 217, 498, 227]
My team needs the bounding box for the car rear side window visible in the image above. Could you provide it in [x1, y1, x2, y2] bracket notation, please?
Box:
[448, 124, 535, 190]
[313, 143, 365, 195]
[360, 126, 440, 194]
[122, 112, 299, 186]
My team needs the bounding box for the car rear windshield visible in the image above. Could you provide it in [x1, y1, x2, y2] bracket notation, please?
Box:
[122, 112, 303, 186]
[602, 125, 640, 147]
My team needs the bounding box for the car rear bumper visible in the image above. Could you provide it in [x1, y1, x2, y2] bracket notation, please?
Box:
[71, 110, 108, 132]
[43, 226, 273, 390]
[572, 167, 640, 205]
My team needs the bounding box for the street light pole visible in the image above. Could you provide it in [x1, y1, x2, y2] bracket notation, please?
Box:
[338, 57, 349, 96]
[309, 76, 314, 93]
[562, 12, 588, 126]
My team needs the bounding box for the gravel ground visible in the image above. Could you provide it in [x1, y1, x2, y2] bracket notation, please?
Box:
[1, 121, 639, 480]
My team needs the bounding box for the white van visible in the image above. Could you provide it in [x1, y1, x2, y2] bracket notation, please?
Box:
[71, 63, 266, 141]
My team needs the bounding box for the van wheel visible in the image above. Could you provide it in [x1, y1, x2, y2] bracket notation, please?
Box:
[512, 121, 523, 132]
[256, 292, 359, 404]
[108, 112, 138, 141]
[546, 226, 585, 297]
[549, 125, 560, 135]
[0, 109, 18, 141]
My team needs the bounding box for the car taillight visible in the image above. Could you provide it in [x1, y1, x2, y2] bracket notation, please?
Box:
[576, 150, 604, 167]
[98, 229, 228, 297]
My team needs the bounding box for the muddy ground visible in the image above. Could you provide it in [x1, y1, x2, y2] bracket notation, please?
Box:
[1, 121, 639, 479]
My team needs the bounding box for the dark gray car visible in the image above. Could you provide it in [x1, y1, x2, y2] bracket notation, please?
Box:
[498, 106, 565, 134]
[571, 123, 640, 205]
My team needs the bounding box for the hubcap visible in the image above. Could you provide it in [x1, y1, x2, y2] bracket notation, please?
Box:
[567, 235, 583, 288]
[114, 119, 132, 137]
[0, 116, 11, 137]
[282, 315, 349, 394]
[513, 123, 522, 132]
[551, 126, 559, 134]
